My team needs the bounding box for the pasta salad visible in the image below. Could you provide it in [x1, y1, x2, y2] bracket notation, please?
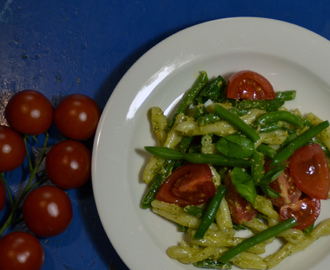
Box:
[140, 70, 330, 269]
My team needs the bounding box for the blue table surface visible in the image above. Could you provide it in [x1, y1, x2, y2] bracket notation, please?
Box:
[1, 1, 330, 269]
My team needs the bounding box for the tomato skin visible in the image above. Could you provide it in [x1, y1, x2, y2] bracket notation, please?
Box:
[265, 163, 302, 207]
[0, 125, 26, 172]
[5, 90, 53, 135]
[46, 140, 91, 189]
[156, 164, 216, 207]
[226, 70, 276, 100]
[289, 143, 329, 200]
[224, 173, 258, 224]
[54, 94, 101, 140]
[0, 231, 44, 270]
[0, 180, 6, 212]
[280, 197, 321, 230]
[23, 186, 73, 237]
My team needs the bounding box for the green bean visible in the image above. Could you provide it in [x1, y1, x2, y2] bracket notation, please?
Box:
[235, 99, 285, 112]
[195, 75, 227, 104]
[144, 146, 184, 160]
[271, 120, 329, 166]
[140, 159, 175, 209]
[193, 104, 207, 120]
[256, 111, 304, 128]
[193, 185, 227, 239]
[275, 90, 296, 101]
[183, 205, 203, 217]
[258, 121, 283, 133]
[214, 104, 260, 142]
[168, 71, 208, 128]
[251, 150, 265, 183]
[193, 259, 231, 269]
[218, 217, 297, 263]
[145, 146, 252, 167]
[197, 113, 221, 126]
[256, 144, 277, 159]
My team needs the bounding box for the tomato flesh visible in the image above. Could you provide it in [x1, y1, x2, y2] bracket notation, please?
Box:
[0, 231, 44, 270]
[226, 70, 276, 100]
[267, 166, 302, 207]
[289, 143, 330, 200]
[156, 163, 216, 207]
[5, 90, 53, 135]
[280, 197, 321, 230]
[224, 173, 258, 224]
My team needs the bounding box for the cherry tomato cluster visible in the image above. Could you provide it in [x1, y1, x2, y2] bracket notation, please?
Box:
[0, 90, 100, 270]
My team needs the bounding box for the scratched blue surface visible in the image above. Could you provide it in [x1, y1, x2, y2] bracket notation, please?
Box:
[1, 1, 330, 269]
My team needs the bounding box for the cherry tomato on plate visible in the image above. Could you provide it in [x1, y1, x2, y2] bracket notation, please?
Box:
[156, 163, 216, 207]
[23, 186, 73, 237]
[280, 196, 321, 230]
[265, 164, 302, 208]
[226, 70, 276, 100]
[224, 173, 258, 224]
[5, 90, 53, 135]
[0, 231, 44, 270]
[46, 140, 91, 189]
[53, 94, 101, 140]
[289, 143, 330, 200]
[0, 125, 26, 172]
[0, 179, 6, 212]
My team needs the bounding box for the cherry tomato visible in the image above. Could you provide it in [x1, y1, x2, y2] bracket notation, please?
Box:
[0, 180, 6, 212]
[289, 143, 330, 200]
[0, 125, 26, 172]
[224, 173, 258, 224]
[5, 90, 53, 135]
[0, 231, 44, 270]
[266, 166, 302, 207]
[46, 140, 91, 189]
[280, 197, 321, 230]
[226, 70, 276, 100]
[156, 163, 216, 207]
[53, 94, 101, 140]
[23, 186, 73, 237]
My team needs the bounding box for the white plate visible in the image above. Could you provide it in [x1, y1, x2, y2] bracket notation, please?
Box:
[92, 17, 330, 270]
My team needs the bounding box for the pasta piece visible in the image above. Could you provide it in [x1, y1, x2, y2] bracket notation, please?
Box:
[306, 112, 330, 151]
[142, 156, 164, 184]
[231, 252, 267, 269]
[253, 196, 280, 226]
[150, 107, 168, 146]
[265, 219, 330, 268]
[151, 200, 218, 230]
[167, 241, 227, 264]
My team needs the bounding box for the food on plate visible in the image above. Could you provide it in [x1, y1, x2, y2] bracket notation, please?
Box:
[141, 70, 330, 269]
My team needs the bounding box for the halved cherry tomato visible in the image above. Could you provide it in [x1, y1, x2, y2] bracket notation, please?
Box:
[156, 163, 216, 207]
[289, 143, 330, 200]
[224, 173, 258, 224]
[5, 90, 53, 135]
[280, 197, 321, 230]
[226, 70, 276, 100]
[265, 163, 302, 208]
